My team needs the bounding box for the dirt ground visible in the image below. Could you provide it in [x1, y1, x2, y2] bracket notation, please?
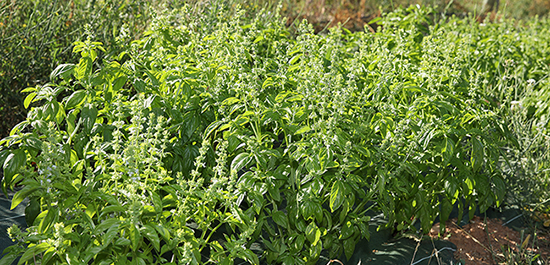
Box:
[429, 216, 550, 264]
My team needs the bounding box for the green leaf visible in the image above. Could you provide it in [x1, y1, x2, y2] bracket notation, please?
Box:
[65, 90, 87, 109]
[444, 177, 459, 203]
[262, 77, 274, 89]
[369, 17, 382, 24]
[440, 197, 453, 223]
[272, 211, 288, 229]
[161, 244, 173, 256]
[283, 256, 295, 265]
[0, 252, 18, 265]
[3, 149, 26, 188]
[43, 101, 60, 121]
[81, 104, 98, 134]
[307, 242, 321, 262]
[330, 181, 345, 212]
[340, 221, 354, 240]
[204, 120, 224, 139]
[295, 218, 306, 232]
[354, 145, 371, 158]
[11, 185, 42, 210]
[115, 237, 131, 247]
[20, 87, 37, 93]
[134, 79, 146, 92]
[135, 257, 146, 265]
[181, 145, 199, 174]
[422, 129, 435, 149]
[275, 91, 290, 103]
[162, 194, 177, 208]
[443, 137, 455, 164]
[95, 218, 121, 234]
[295, 126, 311, 135]
[251, 192, 264, 215]
[24, 136, 42, 151]
[25, 197, 40, 226]
[39, 207, 58, 232]
[112, 76, 128, 92]
[231, 152, 252, 173]
[242, 249, 260, 265]
[183, 111, 201, 138]
[153, 223, 171, 242]
[18, 243, 51, 265]
[75, 57, 92, 80]
[294, 234, 305, 250]
[102, 222, 120, 247]
[301, 200, 315, 221]
[305, 222, 321, 246]
[289, 54, 302, 65]
[63, 195, 80, 208]
[142, 224, 160, 251]
[253, 35, 264, 43]
[100, 205, 125, 218]
[129, 223, 142, 251]
[339, 200, 350, 224]
[464, 177, 474, 195]
[152, 192, 162, 213]
[343, 237, 356, 261]
[24, 92, 37, 109]
[50, 63, 75, 80]
[468, 201, 476, 220]
[359, 222, 370, 240]
[493, 176, 506, 207]
[94, 192, 120, 206]
[267, 185, 281, 202]
[471, 137, 484, 172]
[221, 97, 240, 106]
[420, 206, 432, 233]
[83, 246, 102, 263]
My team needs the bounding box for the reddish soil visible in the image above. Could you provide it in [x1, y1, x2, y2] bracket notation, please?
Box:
[429, 216, 550, 264]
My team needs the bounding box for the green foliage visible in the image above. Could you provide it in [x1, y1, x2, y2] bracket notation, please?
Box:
[1, 3, 550, 264]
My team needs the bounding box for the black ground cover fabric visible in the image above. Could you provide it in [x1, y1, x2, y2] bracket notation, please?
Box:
[0, 188, 26, 260]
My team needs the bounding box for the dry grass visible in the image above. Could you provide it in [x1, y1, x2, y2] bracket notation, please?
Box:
[239, 0, 550, 32]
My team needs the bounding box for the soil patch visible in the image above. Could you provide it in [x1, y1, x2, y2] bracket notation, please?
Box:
[429, 216, 550, 264]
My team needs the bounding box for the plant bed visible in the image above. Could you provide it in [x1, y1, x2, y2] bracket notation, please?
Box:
[1, 3, 549, 264]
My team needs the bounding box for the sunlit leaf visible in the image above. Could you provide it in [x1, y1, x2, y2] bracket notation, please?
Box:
[330, 181, 345, 212]
[231, 152, 252, 173]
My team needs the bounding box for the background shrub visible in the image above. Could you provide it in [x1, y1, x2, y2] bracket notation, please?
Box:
[0, 0, 180, 139]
